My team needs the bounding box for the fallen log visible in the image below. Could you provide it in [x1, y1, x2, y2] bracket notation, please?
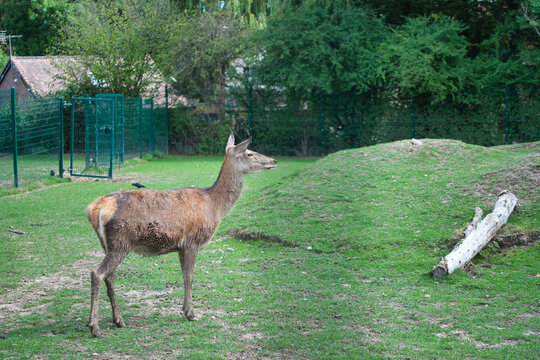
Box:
[431, 190, 518, 278]
[463, 207, 483, 237]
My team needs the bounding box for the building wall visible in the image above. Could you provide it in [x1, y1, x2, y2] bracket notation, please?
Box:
[0, 64, 33, 101]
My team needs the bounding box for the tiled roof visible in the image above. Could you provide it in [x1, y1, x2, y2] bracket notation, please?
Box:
[11, 56, 73, 97]
[2, 56, 183, 106]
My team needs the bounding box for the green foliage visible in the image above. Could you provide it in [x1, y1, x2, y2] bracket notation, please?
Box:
[521, 0, 540, 38]
[250, 4, 387, 100]
[51, 0, 177, 98]
[164, 10, 246, 119]
[0, 0, 73, 56]
[0, 51, 8, 67]
[173, 0, 288, 27]
[167, 105, 234, 155]
[381, 15, 472, 104]
[475, 9, 540, 90]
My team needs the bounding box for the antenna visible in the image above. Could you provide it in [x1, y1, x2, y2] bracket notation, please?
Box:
[0, 31, 23, 58]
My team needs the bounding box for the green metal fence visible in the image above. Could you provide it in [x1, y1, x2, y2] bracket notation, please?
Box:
[0, 89, 13, 186]
[69, 95, 168, 179]
[70, 96, 117, 178]
[168, 83, 539, 156]
[96, 94, 125, 164]
[0, 88, 63, 187]
[230, 84, 540, 155]
[0, 88, 168, 187]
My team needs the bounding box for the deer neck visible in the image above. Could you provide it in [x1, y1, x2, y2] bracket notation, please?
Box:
[208, 157, 244, 219]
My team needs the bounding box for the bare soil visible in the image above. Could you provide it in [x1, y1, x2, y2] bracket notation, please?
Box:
[472, 160, 540, 205]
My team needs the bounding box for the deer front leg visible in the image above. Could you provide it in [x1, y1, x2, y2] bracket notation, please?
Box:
[179, 247, 199, 321]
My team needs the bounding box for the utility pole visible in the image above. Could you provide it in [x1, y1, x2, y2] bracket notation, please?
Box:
[0, 31, 23, 58]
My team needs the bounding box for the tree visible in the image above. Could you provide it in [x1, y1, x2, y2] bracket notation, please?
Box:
[0, 51, 7, 67]
[171, 0, 288, 27]
[521, 0, 540, 38]
[52, 0, 176, 98]
[231, 3, 389, 153]
[380, 15, 473, 104]
[0, 0, 73, 56]
[249, 3, 387, 101]
[163, 10, 246, 120]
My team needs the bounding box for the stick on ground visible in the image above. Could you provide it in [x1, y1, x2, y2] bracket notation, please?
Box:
[8, 226, 25, 235]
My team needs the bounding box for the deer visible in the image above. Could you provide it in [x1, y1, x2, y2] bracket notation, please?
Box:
[85, 133, 277, 337]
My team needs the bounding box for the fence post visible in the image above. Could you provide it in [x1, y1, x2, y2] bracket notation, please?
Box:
[83, 95, 90, 170]
[411, 97, 415, 139]
[138, 97, 143, 158]
[150, 99, 155, 155]
[10, 87, 18, 187]
[505, 84, 509, 145]
[109, 99, 115, 179]
[70, 98, 75, 177]
[58, 97, 64, 178]
[320, 95, 325, 156]
[249, 84, 253, 148]
[120, 96, 125, 163]
[165, 84, 169, 154]
[93, 97, 99, 165]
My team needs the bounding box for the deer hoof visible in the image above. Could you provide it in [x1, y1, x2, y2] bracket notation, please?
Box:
[184, 309, 196, 321]
[114, 316, 125, 328]
[90, 326, 103, 338]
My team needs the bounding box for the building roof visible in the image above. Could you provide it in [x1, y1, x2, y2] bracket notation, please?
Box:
[0, 56, 73, 98]
[0, 56, 183, 106]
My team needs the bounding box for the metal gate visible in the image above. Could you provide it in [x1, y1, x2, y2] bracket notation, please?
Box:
[69, 96, 116, 179]
[96, 94, 125, 164]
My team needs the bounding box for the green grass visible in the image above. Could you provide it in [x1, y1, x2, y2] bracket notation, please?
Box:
[0, 153, 62, 188]
[0, 139, 538, 359]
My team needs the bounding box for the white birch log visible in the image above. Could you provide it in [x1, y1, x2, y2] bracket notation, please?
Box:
[463, 207, 483, 237]
[431, 190, 518, 278]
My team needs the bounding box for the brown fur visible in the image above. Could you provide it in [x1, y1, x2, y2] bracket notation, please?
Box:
[86, 134, 276, 337]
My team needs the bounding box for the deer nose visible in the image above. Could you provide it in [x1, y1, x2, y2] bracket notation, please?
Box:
[272, 159, 277, 165]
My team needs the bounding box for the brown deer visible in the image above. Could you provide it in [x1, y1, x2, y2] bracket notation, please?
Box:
[85, 133, 277, 337]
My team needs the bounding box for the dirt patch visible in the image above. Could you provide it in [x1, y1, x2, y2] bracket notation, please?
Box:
[342, 323, 381, 344]
[88, 350, 181, 360]
[70, 173, 150, 185]
[493, 231, 539, 249]
[472, 155, 540, 205]
[0, 251, 102, 323]
[448, 329, 518, 349]
[226, 229, 297, 249]
[226, 229, 336, 254]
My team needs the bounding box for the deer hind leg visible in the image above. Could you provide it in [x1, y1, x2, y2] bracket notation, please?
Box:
[179, 247, 199, 321]
[88, 250, 128, 337]
[105, 272, 125, 327]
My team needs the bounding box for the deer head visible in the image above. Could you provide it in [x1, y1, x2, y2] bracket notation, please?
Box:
[225, 133, 277, 174]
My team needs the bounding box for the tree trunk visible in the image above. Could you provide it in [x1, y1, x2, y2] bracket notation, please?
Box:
[431, 190, 518, 278]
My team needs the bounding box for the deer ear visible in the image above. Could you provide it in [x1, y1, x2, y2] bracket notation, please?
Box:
[226, 132, 235, 152]
[233, 137, 251, 154]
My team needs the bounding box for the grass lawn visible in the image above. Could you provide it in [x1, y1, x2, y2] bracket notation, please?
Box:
[0, 139, 538, 359]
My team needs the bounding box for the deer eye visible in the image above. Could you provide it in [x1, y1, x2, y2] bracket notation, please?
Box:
[247, 153, 253, 157]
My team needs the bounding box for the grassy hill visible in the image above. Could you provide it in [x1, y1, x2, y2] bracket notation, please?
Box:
[0, 140, 538, 359]
[225, 139, 538, 254]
